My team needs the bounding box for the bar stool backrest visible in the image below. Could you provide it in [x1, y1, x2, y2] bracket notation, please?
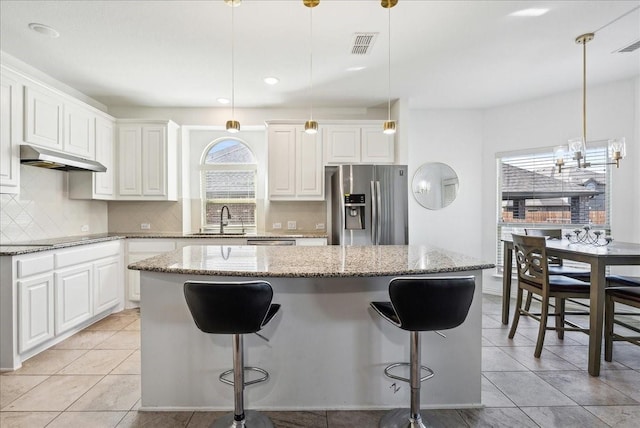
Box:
[184, 281, 273, 334]
[388, 277, 475, 331]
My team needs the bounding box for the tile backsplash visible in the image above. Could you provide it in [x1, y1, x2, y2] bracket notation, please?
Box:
[0, 166, 108, 243]
[108, 200, 182, 233]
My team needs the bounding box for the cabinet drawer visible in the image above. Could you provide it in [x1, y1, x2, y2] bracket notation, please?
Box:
[55, 241, 120, 268]
[17, 254, 54, 278]
[128, 240, 176, 253]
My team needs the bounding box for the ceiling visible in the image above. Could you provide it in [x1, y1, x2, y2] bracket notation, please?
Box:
[1, 0, 639, 110]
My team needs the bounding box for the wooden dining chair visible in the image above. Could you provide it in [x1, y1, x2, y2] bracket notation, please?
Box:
[509, 234, 591, 357]
[604, 285, 640, 361]
[523, 229, 591, 311]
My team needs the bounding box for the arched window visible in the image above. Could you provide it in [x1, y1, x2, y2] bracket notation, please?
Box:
[201, 139, 257, 233]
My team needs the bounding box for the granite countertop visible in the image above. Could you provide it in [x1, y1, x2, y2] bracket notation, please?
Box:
[128, 244, 494, 278]
[0, 233, 328, 256]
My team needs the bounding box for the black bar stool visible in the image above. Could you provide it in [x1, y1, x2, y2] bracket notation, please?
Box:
[370, 276, 475, 428]
[184, 280, 280, 428]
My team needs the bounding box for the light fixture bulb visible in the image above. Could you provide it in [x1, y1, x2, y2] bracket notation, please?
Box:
[224, 0, 242, 7]
[304, 120, 318, 134]
[568, 138, 585, 161]
[226, 120, 240, 133]
[383, 121, 396, 135]
[608, 138, 626, 166]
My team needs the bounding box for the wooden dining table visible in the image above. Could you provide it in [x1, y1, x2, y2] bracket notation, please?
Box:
[501, 238, 640, 376]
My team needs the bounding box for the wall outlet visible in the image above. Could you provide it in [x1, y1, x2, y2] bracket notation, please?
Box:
[141, 223, 151, 230]
[81, 224, 89, 232]
[287, 221, 297, 230]
[315, 223, 325, 230]
[272, 222, 282, 229]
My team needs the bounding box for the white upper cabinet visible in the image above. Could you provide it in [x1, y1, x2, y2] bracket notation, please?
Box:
[64, 101, 96, 158]
[0, 70, 21, 194]
[68, 115, 116, 200]
[24, 85, 64, 151]
[324, 122, 395, 164]
[116, 120, 178, 201]
[267, 123, 323, 201]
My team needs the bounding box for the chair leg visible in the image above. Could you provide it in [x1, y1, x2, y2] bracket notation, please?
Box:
[508, 287, 524, 339]
[524, 291, 533, 311]
[556, 298, 565, 340]
[604, 295, 614, 362]
[409, 331, 424, 426]
[535, 296, 550, 358]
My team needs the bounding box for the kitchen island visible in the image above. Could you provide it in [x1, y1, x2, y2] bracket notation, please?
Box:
[129, 245, 493, 411]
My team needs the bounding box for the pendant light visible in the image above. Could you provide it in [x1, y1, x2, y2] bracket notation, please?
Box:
[555, 32, 625, 171]
[304, 0, 319, 134]
[225, 0, 240, 133]
[382, 0, 397, 134]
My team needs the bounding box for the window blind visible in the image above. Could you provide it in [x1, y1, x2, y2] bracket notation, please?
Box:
[496, 143, 611, 272]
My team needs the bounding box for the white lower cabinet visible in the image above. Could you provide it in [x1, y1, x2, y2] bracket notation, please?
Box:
[1, 240, 124, 370]
[55, 264, 93, 335]
[126, 239, 177, 302]
[18, 274, 55, 353]
[94, 256, 121, 313]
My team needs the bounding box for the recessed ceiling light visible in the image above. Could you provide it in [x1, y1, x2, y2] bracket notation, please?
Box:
[346, 66, 366, 72]
[263, 76, 280, 85]
[224, 0, 242, 7]
[28, 23, 60, 38]
[217, 98, 230, 104]
[509, 8, 549, 17]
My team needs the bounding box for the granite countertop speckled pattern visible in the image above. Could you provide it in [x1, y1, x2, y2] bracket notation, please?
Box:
[128, 245, 494, 278]
[0, 233, 328, 256]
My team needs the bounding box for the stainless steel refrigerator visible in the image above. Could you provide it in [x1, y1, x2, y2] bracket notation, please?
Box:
[329, 164, 408, 245]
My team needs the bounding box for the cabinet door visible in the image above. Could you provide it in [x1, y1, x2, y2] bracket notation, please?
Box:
[296, 129, 323, 199]
[54, 264, 93, 335]
[118, 125, 142, 196]
[94, 256, 121, 314]
[18, 274, 55, 353]
[324, 126, 360, 163]
[141, 125, 167, 196]
[24, 86, 64, 150]
[64, 102, 95, 158]
[0, 73, 20, 193]
[127, 253, 156, 302]
[268, 126, 296, 198]
[361, 127, 394, 163]
[94, 117, 114, 197]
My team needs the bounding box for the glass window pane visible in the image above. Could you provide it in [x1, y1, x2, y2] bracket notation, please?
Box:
[204, 139, 256, 164]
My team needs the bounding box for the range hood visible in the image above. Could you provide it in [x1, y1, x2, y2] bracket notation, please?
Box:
[20, 145, 107, 172]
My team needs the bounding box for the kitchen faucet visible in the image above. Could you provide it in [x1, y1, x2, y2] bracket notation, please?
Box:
[220, 205, 231, 234]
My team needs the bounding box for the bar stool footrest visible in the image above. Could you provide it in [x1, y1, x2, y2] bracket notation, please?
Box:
[383, 362, 434, 384]
[219, 366, 269, 387]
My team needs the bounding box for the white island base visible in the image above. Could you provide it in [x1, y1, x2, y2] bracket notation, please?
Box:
[140, 271, 483, 411]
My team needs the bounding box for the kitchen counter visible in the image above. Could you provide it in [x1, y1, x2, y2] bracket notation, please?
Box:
[0, 232, 328, 255]
[137, 244, 492, 411]
[129, 244, 493, 277]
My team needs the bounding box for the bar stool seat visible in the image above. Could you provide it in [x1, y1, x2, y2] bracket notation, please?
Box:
[184, 280, 280, 428]
[371, 276, 475, 428]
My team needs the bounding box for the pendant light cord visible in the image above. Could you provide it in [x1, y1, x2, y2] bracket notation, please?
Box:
[582, 39, 587, 148]
[231, 4, 235, 121]
[309, 5, 314, 120]
[387, 6, 391, 122]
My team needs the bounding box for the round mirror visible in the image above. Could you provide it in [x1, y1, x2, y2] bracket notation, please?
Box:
[412, 162, 459, 210]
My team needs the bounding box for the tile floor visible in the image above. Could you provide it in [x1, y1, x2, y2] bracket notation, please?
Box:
[1, 294, 639, 427]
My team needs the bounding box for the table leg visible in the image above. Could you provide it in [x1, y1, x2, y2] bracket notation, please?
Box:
[588, 261, 606, 376]
[502, 242, 513, 325]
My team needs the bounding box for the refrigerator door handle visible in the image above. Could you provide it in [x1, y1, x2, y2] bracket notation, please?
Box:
[375, 181, 382, 245]
[370, 180, 377, 244]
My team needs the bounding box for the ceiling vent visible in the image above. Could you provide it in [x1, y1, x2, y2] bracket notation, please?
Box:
[351, 32, 378, 55]
[616, 39, 640, 53]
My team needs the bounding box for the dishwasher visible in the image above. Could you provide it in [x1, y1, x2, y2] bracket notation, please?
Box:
[246, 239, 296, 246]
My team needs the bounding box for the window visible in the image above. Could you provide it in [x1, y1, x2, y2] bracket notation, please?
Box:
[201, 139, 257, 233]
[496, 143, 611, 272]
